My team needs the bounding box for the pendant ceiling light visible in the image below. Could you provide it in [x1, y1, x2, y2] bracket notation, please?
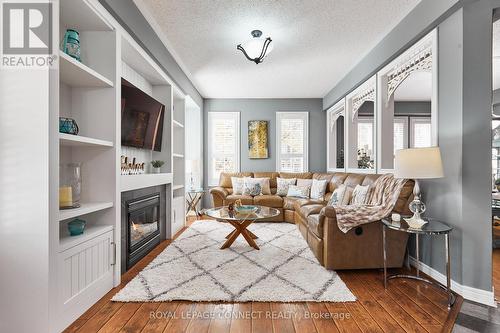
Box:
[237, 30, 273, 64]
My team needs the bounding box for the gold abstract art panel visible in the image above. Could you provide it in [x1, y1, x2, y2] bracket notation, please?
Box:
[248, 120, 269, 159]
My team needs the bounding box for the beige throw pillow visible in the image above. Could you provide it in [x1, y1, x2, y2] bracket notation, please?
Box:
[351, 184, 370, 205]
[242, 177, 271, 196]
[231, 177, 246, 195]
[327, 184, 348, 206]
[253, 177, 271, 195]
[310, 179, 328, 200]
[276, 177, 296, 196]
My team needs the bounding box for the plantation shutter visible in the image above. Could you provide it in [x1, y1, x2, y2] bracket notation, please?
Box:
[276, 112, 309, 172]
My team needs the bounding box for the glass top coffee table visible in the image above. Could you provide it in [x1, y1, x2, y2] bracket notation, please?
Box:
[205, 206, 280, 250]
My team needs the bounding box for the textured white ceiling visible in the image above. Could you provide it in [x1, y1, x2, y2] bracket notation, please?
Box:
[136, 0, 420, 98]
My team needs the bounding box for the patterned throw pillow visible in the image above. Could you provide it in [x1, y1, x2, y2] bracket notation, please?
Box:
[351, 184, 370, 205]
[243, 178, 263, 196]
[276, 177, 296, 196]
[252, 177, 271, 195]
[310, 179, 328, 200]
[231, 177, 246, 195]
[327, 184, 347, 206]
[287, 185, 311, 198]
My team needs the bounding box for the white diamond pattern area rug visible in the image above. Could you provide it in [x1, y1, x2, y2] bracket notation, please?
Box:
[112, 220, 357, 303]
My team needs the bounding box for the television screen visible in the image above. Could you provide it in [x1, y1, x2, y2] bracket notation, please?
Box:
[121, 78, 165, 151]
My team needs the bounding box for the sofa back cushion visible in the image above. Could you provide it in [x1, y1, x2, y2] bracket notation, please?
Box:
[279, 172, 313, 180]
[327, 173, 349, 193]
[219, 172, 253, 188]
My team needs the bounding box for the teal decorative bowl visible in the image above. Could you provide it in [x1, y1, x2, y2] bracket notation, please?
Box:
[68, 218, 86, 236]
[235, 205, 258, 214]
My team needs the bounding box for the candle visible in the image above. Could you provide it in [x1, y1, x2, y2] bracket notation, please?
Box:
[59, 186, 73, 208]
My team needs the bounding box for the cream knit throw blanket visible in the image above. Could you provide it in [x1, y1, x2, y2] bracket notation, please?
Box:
[335, 174, 408, 233]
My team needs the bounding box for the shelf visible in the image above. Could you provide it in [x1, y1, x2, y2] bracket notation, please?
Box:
[60, 51, 114, 88]
[173, 153, 184, 158]
[59, 133, 113, 148]
[173, 120, 184, 128]
[121, 173, 173, 192]
[59, 224, 113, 253]
[121, 34, 170, 86]
[173, 185, 184, 191]
[59, 202, 114, 221]
[60, 0, 113, 31]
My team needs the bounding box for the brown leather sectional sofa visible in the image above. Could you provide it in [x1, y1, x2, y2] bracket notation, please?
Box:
[210, 171, 415, 270]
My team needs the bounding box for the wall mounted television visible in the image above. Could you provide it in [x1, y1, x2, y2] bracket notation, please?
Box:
[121, 78, 165, 152]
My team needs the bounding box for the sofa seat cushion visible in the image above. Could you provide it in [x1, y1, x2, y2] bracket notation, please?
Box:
[283, 197, 299, 210]
[298, 204, 324, 219]
[253, 195, 283, 208]
[225, 194, 254, 205]
[307, 214, 324, 238]
[293, 199, 325, 212]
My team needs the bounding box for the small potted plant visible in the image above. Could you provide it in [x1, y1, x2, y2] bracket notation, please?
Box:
[495, 178, 500, 192]
[151, 160, 165, 174]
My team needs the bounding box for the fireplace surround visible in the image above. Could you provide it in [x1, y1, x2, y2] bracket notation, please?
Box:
[121, 185, 167, 273]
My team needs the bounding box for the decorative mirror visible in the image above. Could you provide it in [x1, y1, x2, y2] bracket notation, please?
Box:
[377, 29, 438, 171]
[346, 75, 376, 171]
[327, 98, 345, 171]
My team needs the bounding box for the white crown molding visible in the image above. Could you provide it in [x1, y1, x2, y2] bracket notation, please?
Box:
[409, 256, 497, 307]
[133, 0, 203, 97]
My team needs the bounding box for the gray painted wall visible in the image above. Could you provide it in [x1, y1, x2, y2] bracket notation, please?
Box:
[99, 0, 203, 107]
[203, 98, 325, 191]
[322, 0, 500, 293]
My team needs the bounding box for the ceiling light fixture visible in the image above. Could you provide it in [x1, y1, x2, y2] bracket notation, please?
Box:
[237, 30, 273, 64]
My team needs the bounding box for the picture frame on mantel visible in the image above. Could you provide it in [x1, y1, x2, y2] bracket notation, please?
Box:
[248, 120, 269, 159]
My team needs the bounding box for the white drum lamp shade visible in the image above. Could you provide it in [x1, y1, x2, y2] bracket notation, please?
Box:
[394, 147, 444, 179]
[394, 147, 444, 228]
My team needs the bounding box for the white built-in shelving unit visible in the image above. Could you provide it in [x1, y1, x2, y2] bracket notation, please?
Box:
[51, 1, 118, 331]
[48, 1, 197, 332]
[172, 88, 186, 234]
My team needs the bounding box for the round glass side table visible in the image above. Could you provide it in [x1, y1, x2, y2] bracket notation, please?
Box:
[185, 188, 206, 219]
[381, 217, 455, 308]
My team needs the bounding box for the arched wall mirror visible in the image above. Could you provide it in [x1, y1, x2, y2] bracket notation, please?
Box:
[346, 75, 377, 172]
[377, 29, 438, 171]
[326, 98, 345, 171]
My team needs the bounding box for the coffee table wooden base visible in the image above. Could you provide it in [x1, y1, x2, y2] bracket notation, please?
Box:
[221, 219, 259, 250]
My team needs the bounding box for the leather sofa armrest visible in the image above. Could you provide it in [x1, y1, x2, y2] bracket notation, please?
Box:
[209, 187, 229, 207]
[320, 206, 337, 220]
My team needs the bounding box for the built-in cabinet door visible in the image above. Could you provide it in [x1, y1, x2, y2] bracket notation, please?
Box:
[56, 230, 114, 332]
[172, 196, 185, 236]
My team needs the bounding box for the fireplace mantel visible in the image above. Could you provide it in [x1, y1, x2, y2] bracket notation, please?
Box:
[121, 173, 173, 192]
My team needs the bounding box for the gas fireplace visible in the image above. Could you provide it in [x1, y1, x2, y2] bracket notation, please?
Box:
[121, 186, 166, 273]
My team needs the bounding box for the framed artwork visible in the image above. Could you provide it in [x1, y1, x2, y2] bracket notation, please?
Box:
[248, 120, 269, 159]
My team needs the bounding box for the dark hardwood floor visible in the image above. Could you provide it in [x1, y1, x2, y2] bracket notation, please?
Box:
[493, 248, 500, 301]
[64, 219, 463, 333]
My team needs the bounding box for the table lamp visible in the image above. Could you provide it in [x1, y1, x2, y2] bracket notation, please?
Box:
[394, 147, 444, 228]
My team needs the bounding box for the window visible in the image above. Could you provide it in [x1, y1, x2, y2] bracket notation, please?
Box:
[207, 112, 240, 186]
[276, 112, 309, 172]
[357, 118, 374, 156]
[410, 117, 432, 148]
[393, 117, 409, 154]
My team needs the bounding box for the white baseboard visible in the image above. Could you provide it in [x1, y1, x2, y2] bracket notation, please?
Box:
[409, 256, 496, 307]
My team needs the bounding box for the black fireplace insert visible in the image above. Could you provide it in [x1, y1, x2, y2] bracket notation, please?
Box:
[125, 193, 161, 270]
